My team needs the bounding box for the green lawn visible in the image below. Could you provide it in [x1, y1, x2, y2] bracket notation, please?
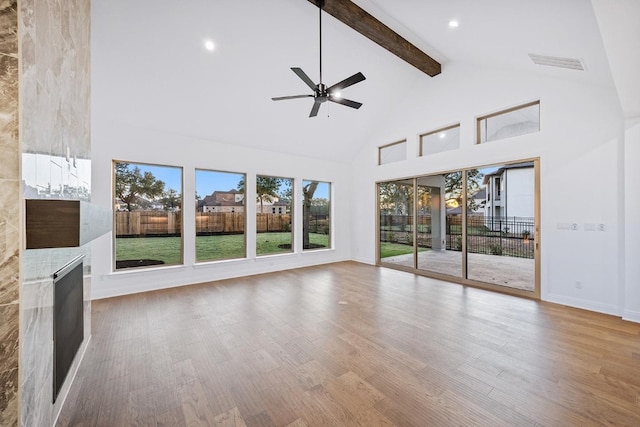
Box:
[379, 242, 427, 258]
[115, 232, 330, 267]
[197, 234, 246, 261]
[116, 236, 183, 266]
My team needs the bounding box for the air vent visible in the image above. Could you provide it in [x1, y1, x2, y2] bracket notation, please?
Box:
[528, 54, 585, 71]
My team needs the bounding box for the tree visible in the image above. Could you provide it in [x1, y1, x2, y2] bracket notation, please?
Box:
[277, 179, 292, 205]
[378, 182, 413, 215]
[309, 197, 329, 215]
[238, 176, 283, 213]
[302, 181, 319, 249]
[161, 188, 181, 211]
[444, 169, 484, 210]
[114, 163, 165, 211]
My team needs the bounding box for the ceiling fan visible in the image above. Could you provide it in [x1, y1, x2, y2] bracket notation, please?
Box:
[271, 0, 366, 117]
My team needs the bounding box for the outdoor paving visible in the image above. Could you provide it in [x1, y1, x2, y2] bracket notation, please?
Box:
[382, 250, 535, 291]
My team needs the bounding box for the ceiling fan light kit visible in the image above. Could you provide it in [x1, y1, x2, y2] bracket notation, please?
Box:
[272, 0, 366, 117]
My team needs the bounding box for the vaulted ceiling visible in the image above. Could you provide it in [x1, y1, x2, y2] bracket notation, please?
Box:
[92, 0, 618, 162]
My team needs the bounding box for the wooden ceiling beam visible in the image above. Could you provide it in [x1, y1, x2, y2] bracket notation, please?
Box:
[307, 0, 441, 77]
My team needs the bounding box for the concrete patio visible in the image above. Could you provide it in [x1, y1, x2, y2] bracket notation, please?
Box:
[382, 249, 535, 291]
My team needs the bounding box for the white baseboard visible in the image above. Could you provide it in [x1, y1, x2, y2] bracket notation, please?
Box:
[544, 293, 620, 317]
[622, 309, 640, 324]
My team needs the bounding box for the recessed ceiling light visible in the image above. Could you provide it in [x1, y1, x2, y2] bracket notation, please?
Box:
[204, 40, 215, 51]
[448, 20, 459, 28]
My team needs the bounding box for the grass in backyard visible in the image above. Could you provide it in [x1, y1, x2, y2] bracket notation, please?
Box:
[256, 232, 294, 256]
[379, 242, 427, 258]
[255, 232, 330, 255]
[115, 236, 182, 267]
[197, 234, 246, 261]
[116, 233, 330, 267]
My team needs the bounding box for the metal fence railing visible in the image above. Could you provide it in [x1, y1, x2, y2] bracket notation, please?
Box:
[380, 214, 535, 259]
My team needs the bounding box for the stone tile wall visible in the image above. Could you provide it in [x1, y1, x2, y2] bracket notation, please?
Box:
[0, 1, 20, 426]
[18, 0, 92, 426]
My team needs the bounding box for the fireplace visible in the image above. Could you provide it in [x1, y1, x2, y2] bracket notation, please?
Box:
[52, 255, 84, 403]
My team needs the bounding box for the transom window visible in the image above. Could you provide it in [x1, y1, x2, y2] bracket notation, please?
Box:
[477, 101, 540, 144]
[378, 140, 407, 165]
[420, 124, 460, 156]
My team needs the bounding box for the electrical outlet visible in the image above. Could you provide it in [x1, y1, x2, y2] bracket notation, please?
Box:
[570, 223, 578, 231]
[598, 223, 606, 232]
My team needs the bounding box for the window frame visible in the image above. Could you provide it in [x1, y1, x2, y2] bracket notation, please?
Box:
[419, 123, 461, 157]
[378, 140, 407, 165]
[255, 174, 294, 256]
[302, 179, 332, 252]
[194, 168, 247, 263]
[476, 100, 540, 144]
[112, 160, 184, 271]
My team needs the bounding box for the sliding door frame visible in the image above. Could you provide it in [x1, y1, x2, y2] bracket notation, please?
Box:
[377, 158, 540, 299]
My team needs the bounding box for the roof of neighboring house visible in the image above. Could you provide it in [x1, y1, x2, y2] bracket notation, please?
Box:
[471, 188, 486, 199]
[483, 161, 534, 184]
[202, 189, 244, 207]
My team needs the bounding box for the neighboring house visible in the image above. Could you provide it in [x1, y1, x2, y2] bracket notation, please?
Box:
[469, 188, 486, 213]
[257, 198, 289, 214]
[114, 196, 165, 211]
[483, 162, 534, 230]
[200, 189, 245, 213]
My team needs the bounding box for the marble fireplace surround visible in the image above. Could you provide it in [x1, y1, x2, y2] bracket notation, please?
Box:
[18, 0, 93, 426]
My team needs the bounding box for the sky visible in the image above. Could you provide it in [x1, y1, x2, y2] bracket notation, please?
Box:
[125, 163, 329, 200]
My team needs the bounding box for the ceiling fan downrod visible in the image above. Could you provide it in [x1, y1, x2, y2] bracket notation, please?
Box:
[270, 0, 366, 117]
[318, 0, 324, 85]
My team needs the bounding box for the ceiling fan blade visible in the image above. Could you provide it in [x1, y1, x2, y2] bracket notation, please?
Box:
[291, 67, 318, 91]
[272, 95, 313, 101]
[327, 72, 366, 93]
[329, 97, 363, 109]
[309, 100, 322, 117]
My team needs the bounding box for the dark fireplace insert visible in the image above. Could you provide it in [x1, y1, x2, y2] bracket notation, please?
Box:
[53, 255, 84, 403]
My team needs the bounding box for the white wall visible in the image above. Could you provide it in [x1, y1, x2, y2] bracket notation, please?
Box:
[349, 62, 627, 316]
[591, 0, 640, 322]
[624, 120, 640, 321]
[91, 122, 351, 298]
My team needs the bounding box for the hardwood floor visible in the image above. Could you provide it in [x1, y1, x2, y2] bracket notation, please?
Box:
[56, 262, 640, 426]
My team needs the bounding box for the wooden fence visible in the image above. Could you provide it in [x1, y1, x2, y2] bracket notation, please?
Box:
[115, 211, 291, 237]
[116, 211, 182, 236]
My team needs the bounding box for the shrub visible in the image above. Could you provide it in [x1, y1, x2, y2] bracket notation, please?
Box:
[489, 243, 503, 255]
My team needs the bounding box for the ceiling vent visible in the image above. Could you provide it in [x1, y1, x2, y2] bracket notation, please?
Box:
[528, 54, 585, 71]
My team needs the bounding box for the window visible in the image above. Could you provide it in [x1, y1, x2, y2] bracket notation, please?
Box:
[378, 140, 406, 165]
[256, 175, 293, 255]
[114, 161, 182, 270]
[477, 101, 540, 144]
[302, 180, 331, 251]
[195, 169, 246, 262]
[420, 124, 460, 156]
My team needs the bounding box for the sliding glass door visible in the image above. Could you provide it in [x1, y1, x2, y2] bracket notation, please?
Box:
[466, 164, 535, 291]
[378, 180, 414, 269]
[416, 174, 462, 278]
[377, 160, 539, 297]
